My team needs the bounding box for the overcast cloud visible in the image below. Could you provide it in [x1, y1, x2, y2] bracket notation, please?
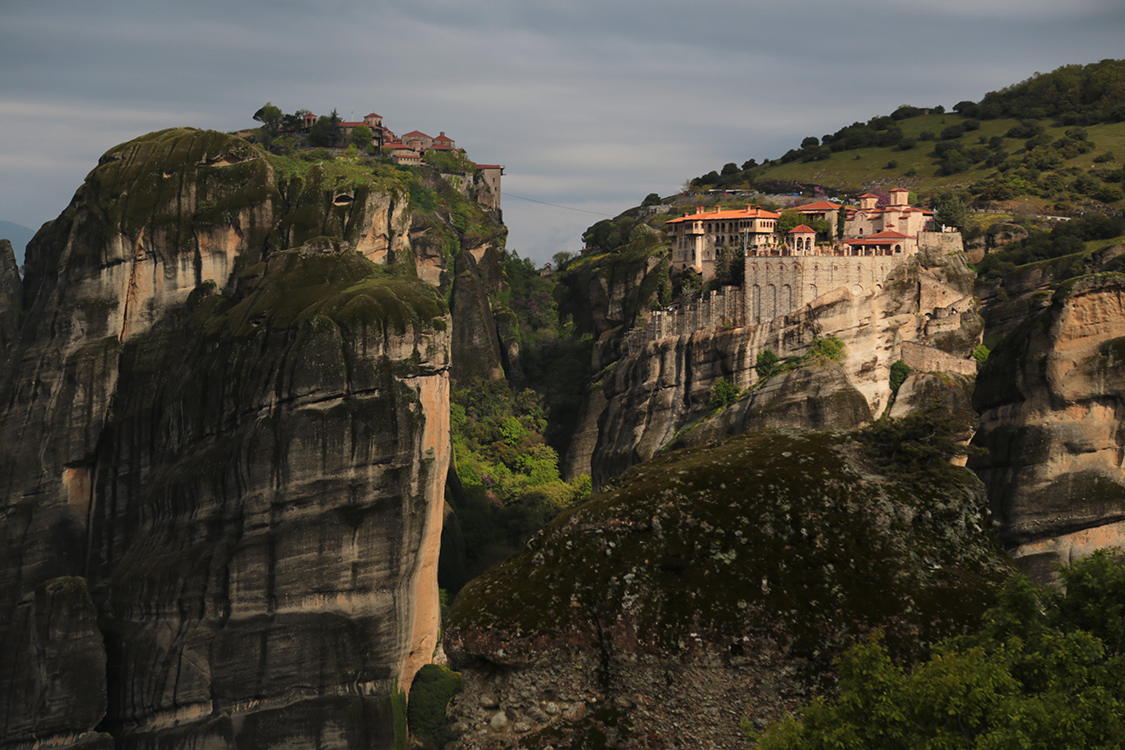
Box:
[2, 0, 1123, 264]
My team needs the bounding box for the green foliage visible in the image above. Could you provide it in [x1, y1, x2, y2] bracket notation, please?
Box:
[308, 110, 343, 147]
[889, 360, 910, 391]
[975, 59, 1125, 125]
[708, 377, 741, 411]
[754, 338, 844, 383]
[391, 682, 408, 750]
[857, 404, 981, 481]
[451, 380, 591, 580]
[752, 551, 1125, 750]
[808, 335, 846, 363]
[351, 124, 374, 150]
[935, 196, 971, 230]
[755, 349, 780, 379]
[977, 213, 1125, 278]
[775, 211, 831, 241]
[503, 249, 558, 340]
[407, 664, 464, 749]
[253, 102, 282, 129]
[642, 192, 662, 207]
[973, 344, 991, 364]
[423, 148, 478, 174]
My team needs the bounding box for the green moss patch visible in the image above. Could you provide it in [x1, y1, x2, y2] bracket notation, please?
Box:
[202, 247, 446, 340]
[448, 428, 1012, 678]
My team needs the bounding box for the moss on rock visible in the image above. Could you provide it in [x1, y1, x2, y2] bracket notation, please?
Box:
[447, 428, 1012, 678]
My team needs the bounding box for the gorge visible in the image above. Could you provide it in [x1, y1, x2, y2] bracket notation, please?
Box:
[3, 86, 1125, 749]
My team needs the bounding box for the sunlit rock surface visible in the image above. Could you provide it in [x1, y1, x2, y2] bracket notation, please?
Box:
[578, 249, 981, 487]
[973, 273, 1125, 582]
[0, 129, 451, 750]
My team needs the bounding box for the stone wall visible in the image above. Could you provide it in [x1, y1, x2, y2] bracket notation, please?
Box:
[744, 255, 907, 324]
[625, 286, 743, 354]
[901, 340, 978, 376]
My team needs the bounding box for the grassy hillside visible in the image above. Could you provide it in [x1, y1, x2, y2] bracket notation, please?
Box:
[690, 60, 1125, 214]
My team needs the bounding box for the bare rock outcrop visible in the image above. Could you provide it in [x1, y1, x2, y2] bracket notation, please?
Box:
[0, 129, 452, 750]
[0, 240, 20, 354]
[578, 252, 981, 486]
[446, 429, 1011, 749]
[972, 273, 1125, 582]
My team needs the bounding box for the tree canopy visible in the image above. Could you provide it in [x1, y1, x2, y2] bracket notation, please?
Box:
[751, 549, 1125, 750]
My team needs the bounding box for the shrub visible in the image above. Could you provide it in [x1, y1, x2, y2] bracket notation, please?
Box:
[809, 335, 846, 363]
[709, 378, 742, 410]
[889, 360, 910, 391]
[755, 349, 780, 379]
[408, 665, 464, 749]
[973, 345, 990, 364]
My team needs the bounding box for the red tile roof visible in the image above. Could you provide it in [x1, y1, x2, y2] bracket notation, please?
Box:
[843, 230, 913, 244]
[788, 224, 816, 234]
[665, 206, 780, 225]
[402, 130, 431, 138]
[366, 113, 381, 118]
[795, 200, 843, 211]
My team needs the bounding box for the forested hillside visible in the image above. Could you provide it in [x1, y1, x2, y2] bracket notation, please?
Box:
[687, 59, 1125, 215]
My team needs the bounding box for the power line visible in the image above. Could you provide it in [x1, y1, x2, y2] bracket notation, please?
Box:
[505, 192, 616, 217]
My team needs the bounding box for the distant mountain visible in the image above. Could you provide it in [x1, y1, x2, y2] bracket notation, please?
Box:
[0, 221, 35, 265]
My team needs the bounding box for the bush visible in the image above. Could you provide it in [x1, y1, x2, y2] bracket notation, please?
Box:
[809, 335, 846, 363]
[751, 551, 1125, 750]
[889, 360, 910, 391]
[408, 665, 464, 749]
[709, 378, 741, 410]
[755, 349, 780, 379]
[973, 344, 990, 364]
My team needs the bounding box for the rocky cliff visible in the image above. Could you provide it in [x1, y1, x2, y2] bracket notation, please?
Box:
[575, 248, 982, 487]
[445, 427, 1012, 749]
[972, 272, 1125, 581]
[0, 129, 456, 749]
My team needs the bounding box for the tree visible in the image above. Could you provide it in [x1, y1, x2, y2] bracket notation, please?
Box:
[352, 124, 374, 151]
[253, 102, 282, 131]
[755, 349, 780, 379]
[935, 196, 971, 230]
[308, 109, 343, 147]
[281, 108, 311, 132]
[751, 552, 1125, 750]
[776, 209, 805, 236]
[708, 378, 741, 410]
[641, 193, 662, 207]
[721, 162, 739, 176]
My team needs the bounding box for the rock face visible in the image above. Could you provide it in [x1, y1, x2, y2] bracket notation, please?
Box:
[0, 240, 20, 353]
[578, 250, 981, 487]
[445, 428, 1011, 749]
[0, 130, 453, 749]
[972, 273, 1125, 582]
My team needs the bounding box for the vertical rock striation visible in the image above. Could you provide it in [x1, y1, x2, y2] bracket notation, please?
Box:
[973, 273, 1125, 581]
[0, 129, 452, 750]
[579, 251, 981, 487]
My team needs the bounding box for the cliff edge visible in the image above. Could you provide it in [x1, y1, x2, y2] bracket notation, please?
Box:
[0, 129, 452, 750]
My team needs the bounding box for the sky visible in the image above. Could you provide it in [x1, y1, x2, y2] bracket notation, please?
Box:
[2, 0, 1124, 266]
